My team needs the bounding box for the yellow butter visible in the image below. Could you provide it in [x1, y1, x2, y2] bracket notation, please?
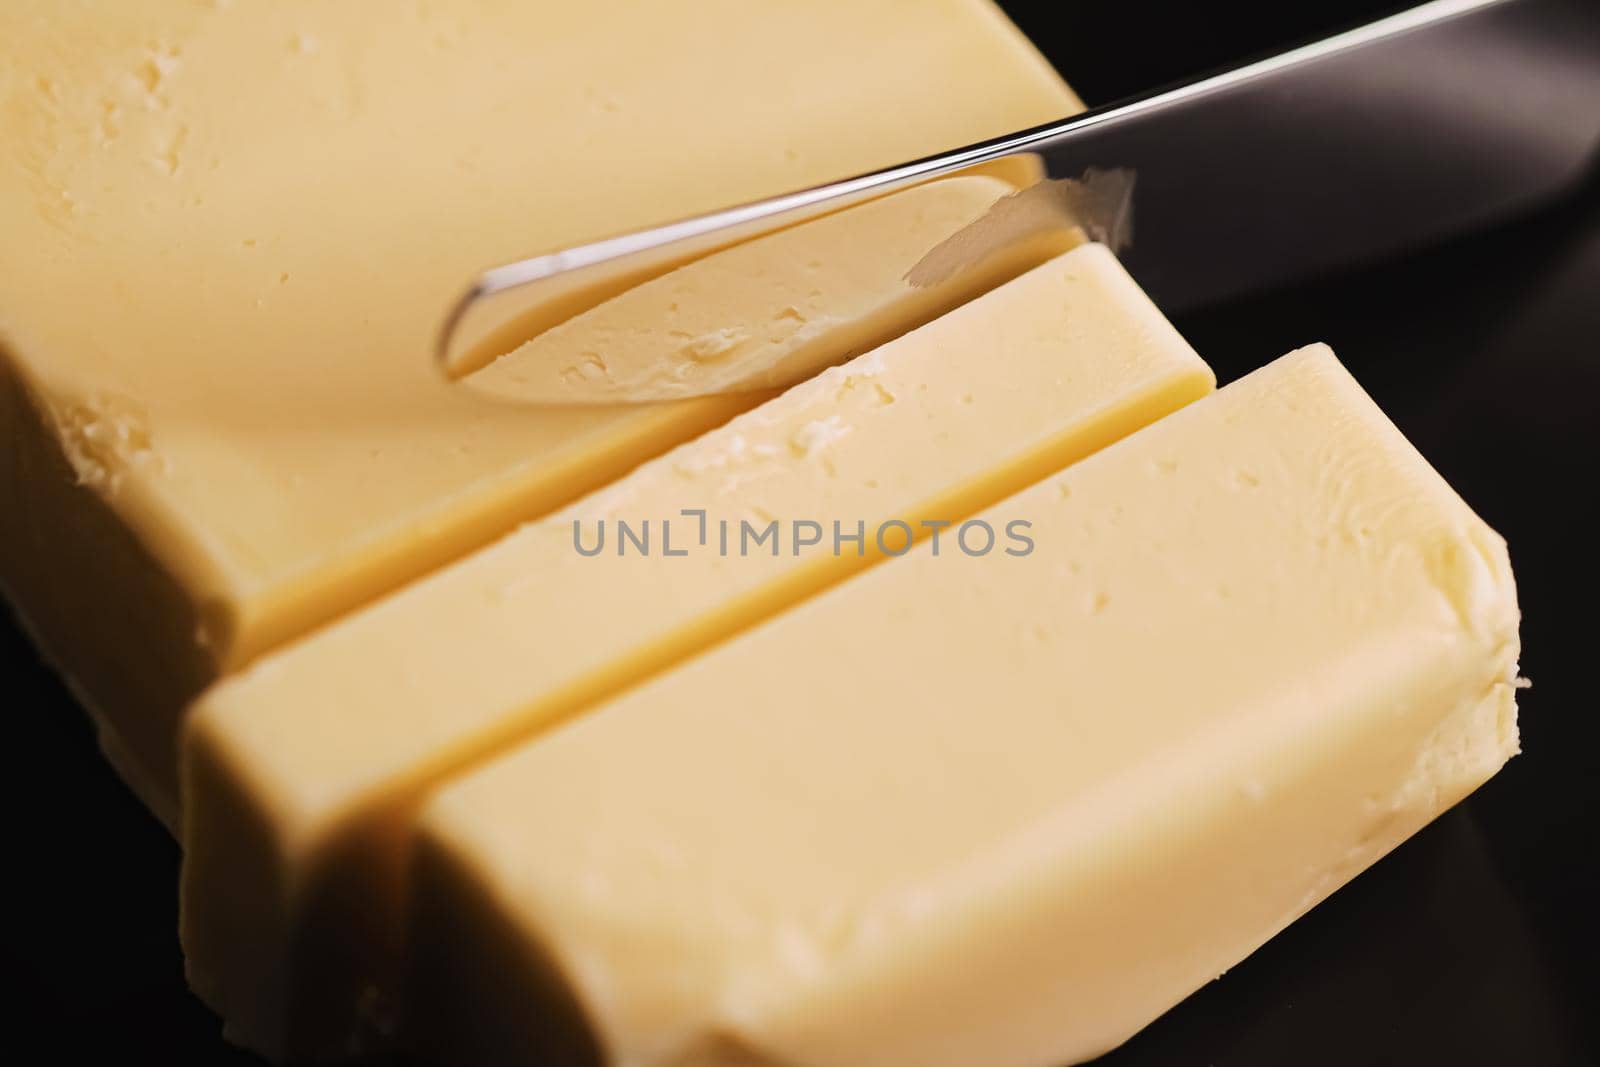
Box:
[467, 176, 1074, 402]
[413, 346, 1521, 1067]
[180, 243, 1213, 1056]
[0, 0, 1079, 819]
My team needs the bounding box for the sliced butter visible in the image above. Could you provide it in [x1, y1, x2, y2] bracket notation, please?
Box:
[180, 244, 1213, 1057]
[0, 0, 1078, 820]
[412, 345, 1521, 1067]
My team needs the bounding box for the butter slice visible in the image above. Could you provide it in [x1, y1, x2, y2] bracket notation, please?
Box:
[180, 243, 1212, 1057]
[468, 176, 1074, 402]
[0, 0, 1078, 821]
[413, 346, 1521, 1067]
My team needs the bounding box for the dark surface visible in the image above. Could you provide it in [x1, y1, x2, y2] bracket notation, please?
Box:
[3, 2, 1596, 1063]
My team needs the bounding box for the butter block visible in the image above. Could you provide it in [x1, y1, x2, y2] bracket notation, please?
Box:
[180, 243, 1213, 1057]
[413, 346, 1521, 1067]
[0, 0, 1079, 821]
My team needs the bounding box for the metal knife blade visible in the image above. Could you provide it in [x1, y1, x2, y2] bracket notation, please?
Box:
[438, 0, 1600, 378]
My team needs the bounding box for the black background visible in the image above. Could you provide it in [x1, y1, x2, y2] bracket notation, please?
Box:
[3, 2, 1596, 1063]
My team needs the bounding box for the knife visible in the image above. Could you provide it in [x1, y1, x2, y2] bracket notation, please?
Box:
[437, 0, 1600, 379]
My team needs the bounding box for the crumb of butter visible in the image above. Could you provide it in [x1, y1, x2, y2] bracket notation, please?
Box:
[789, 415, 850, 458]
[48, 392, 163, 493]
[681, 327, 750, 362]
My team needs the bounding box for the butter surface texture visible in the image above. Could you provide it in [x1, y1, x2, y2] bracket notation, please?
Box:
[0, 0, 1078, 819]
[414, 347, 1521, 1067]
[180, 243, 1213, 1056]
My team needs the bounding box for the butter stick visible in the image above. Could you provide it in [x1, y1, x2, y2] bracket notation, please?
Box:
[412, 346, 1521, 1067]
[0, 0, 1078, 820]
[180, 244, 1213, 1057]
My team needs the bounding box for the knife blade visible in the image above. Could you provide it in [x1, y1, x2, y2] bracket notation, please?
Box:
[438, 0, 1600, 379]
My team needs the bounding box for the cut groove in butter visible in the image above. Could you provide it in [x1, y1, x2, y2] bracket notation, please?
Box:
[410, 346, 1519, 1067]
[0, 0, 1080, 822]
[179, 243, 1213, 1058]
